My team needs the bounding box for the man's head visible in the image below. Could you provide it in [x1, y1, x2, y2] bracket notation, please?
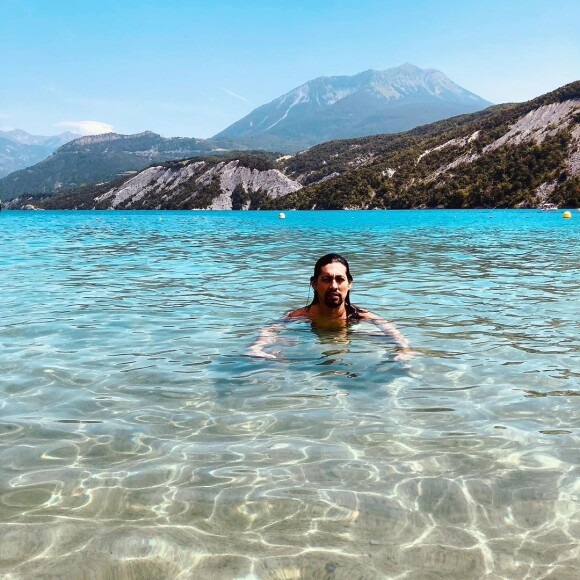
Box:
[310, 253, 353, 309]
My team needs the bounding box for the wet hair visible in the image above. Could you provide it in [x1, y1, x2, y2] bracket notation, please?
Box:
[309, 253, 354, 307]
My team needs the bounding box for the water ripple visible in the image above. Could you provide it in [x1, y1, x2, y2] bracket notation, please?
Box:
[0, 210, 578, 578]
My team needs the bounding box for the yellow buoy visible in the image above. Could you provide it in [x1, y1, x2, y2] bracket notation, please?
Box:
[562, 211, 572, 219]
[278, 212, 286, 219]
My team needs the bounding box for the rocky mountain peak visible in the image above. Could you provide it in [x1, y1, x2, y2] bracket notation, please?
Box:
[213, 64, 492, 151]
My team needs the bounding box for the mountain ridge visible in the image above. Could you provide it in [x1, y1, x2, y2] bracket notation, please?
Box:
[0, 129, 81, 178]
[0, 129, 80, 147]
[10, 81, 578, 211]
[0, 132, 241, 200]
[213, 63, 492, 151]
[0, 64, 491, 195]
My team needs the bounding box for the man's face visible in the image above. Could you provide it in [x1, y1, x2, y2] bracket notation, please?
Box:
[313, 262, 351, 309]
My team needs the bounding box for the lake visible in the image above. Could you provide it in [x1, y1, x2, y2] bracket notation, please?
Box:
[0, 209, 578, 579]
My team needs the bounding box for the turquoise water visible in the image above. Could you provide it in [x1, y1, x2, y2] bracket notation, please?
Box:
[0, 209, 578, 579]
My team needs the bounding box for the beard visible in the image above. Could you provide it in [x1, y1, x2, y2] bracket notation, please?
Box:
[324, 290, 344, 309]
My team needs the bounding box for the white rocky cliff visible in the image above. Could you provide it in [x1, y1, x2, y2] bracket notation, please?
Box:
[96, 159, 302, 209]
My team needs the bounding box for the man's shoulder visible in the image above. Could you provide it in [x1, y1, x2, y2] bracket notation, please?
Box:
[286, 306, 311, 318]
[351, 306, 380, 320]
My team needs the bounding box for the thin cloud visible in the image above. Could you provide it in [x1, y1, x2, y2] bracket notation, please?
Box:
[223, 89, 251, 104]
[55, 120, 114, 135]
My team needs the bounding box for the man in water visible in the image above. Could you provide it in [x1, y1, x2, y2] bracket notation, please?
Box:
[250, 253, 413, 360]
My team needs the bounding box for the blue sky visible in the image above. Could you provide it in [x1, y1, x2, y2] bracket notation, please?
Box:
[1, 0, 578, 137]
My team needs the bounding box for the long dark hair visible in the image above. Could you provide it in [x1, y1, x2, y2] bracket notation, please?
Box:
[309, 253, 354, 306]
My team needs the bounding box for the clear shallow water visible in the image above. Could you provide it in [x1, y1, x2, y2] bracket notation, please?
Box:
[0, 209, 578, 579]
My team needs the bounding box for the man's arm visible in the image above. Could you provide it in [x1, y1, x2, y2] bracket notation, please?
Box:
[247, 323, 282, 359]
[359, 311, 414, 361]
[248, 309, 310, 359]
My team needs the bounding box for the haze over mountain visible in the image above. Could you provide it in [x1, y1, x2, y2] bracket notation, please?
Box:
[213, 63, 493, 151]
[0, 129, 80, 178]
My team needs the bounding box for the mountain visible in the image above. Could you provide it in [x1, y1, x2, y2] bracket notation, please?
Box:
[0, 129, 80, 178]
[0, 64, 490, 197]
[213, 63, 492, 151]
[21, 152, 297, 210]
[6, 81, 579, 210]
[0, 131, 239, 200]
[277, 82, 579, 209]
[0, 129, 79, 147]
